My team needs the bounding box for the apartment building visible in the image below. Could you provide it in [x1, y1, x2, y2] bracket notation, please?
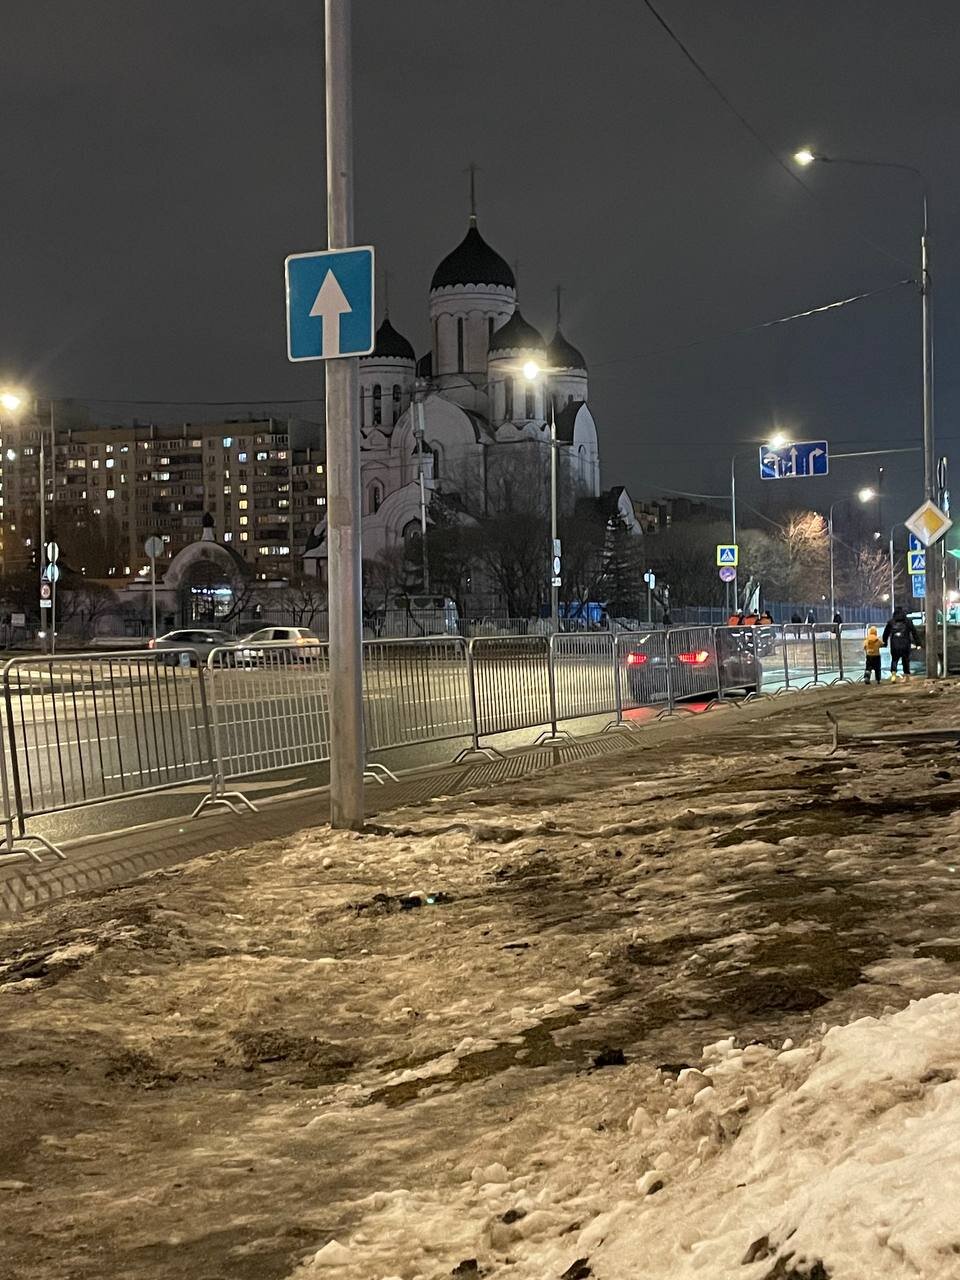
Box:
[0, 414, 327, 580]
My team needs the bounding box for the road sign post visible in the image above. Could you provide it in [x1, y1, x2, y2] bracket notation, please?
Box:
[145, 536, 164, 642]
[323, 0, 364, 830]
[46, 541, 59, 654]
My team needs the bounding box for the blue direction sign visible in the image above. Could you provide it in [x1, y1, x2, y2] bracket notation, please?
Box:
[912, 573, 926, 599]
[759, 440, 829, 480]
[285, 246, 375, 362]
[909, 533, 923, 552]
[908, 549, 926, 574]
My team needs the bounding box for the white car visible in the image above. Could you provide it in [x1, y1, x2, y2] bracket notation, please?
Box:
[235, 626, 322, 665]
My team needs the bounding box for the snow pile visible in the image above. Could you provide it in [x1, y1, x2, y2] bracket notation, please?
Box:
[294, 994, 960, 1278]
[599, 992, 960, 1278]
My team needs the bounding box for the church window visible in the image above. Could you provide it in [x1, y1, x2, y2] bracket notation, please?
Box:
[504, 378, 514, 420]
[392, 384, 401, 424]
[457, 318, 464, 372]
[567, 394, 574, 406]
[488, 316, 495, 345]
[373, 384, 382, 426]
[369, 482, 383, 514]
[525, 387, 535, 420]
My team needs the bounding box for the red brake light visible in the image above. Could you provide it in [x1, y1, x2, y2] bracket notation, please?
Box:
[678, 649, 710, 666]
[626, 652, 648, 666]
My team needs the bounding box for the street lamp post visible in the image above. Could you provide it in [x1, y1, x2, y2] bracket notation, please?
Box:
[729, 433, 788, 614]
[522, 360, 559, 633]
[794, 147, 937, 673]
[828, 487, 876, 619]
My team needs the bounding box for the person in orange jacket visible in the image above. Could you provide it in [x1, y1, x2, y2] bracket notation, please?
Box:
[863, 625, 883, 684]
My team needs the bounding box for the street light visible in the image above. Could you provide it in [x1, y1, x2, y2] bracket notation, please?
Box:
[793, 144, 936, 672]
[0, 391, 23, 414]
[522, 360, 560, 633]
[828, 488, 875, 619]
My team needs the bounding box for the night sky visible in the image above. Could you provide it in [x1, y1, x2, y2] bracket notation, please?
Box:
[3, 0, 958, 529]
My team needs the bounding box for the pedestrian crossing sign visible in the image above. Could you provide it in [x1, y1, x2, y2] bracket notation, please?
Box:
[716, 544, 739, 567]
[908, 549, 926, 574]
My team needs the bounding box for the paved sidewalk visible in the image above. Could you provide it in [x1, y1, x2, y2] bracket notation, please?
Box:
[0, 687, 858, 918]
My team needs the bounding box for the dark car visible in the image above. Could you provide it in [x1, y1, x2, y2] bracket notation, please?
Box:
[148, 628, 235, 666]
[625, 629, 759, 703]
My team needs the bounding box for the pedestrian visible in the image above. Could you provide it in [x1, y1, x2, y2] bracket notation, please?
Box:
[882, 606, 921, 680]
[805, 609, 816, 625]
[759, 610, 774, 625]
[661, 610, 672, 627]
[790, 610, 802, 640]
[863, 625, 883, 684]
[832, 611, 843, 626]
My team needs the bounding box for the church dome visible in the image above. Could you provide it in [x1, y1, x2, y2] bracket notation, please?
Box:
[488, 309, 545, 355]
[431, 224, 516, 291]
[362, 317, 415, 361]
[547, 327, 587, 371]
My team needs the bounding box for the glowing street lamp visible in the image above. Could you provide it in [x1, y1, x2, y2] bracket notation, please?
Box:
[793, 147, 817, 167]
[0, 391, 24, 414]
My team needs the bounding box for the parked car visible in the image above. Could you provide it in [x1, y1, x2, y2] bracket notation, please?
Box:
[624, 629, 758, 703]
[148, 629, 236, 666]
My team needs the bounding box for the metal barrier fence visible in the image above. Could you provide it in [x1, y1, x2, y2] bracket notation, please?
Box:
[2, 651, 214, 836]
[1, 626, 864, 861]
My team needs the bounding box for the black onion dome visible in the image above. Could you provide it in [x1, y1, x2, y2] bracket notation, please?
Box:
[488, 309, 545, 354]
[430, 224, 516, 291]
[548, 327, 587, 371]
[362, 317, 415, 361]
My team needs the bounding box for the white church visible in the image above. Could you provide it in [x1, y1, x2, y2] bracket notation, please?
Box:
[305, 211, 637, 577]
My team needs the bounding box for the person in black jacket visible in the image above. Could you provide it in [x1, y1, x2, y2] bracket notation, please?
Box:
[882, 607, 921, 679]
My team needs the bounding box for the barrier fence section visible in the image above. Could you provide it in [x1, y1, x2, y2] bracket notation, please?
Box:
[2, 651, 214, 830]
[616, 629, 669, 712]
[204, 642, 331, 805]
[468, 635, 553, 740]
[551, 632, 618, 724]
[363, 638, 474, 751]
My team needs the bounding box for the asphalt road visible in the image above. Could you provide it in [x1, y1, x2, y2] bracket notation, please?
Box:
[0, 639, 857, 848]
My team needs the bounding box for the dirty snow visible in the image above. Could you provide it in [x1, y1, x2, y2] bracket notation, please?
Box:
[2, 683, 960, 1279]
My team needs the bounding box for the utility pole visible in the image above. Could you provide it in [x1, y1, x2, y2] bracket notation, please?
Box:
[549, 397, 559, 633]
[324, 0, 365, 829]
[414, 386, 430, 593]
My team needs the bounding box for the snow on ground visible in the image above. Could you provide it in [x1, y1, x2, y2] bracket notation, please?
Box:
[2, 683, 960, 1279]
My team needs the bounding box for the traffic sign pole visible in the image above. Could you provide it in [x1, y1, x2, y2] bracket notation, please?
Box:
[325, 0, 365, 830]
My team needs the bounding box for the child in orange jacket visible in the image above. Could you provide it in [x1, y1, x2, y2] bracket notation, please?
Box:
[863, 625, 883, 684]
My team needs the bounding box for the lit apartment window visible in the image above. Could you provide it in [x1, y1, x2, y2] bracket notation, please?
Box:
[239, 499, 248, 510]
[160, 456, 170, 465]
[224, 532, 233, 542]
[223, 437, 233, 448]
[238, 452, 247, 462]
[106, 444, 114, 453]
[191, 438, 202, 447]
[256, 451, 268, 461]
[106, 458, 114, 468]
[106, 489, 115, 499]
[316, 496, 326, 506]
[240, 531, 248, 541]
[239, 515, 248, 526]
[224, 484, 232, 495]
[315, 464, 324, 475]
[239, 483, 247, 493]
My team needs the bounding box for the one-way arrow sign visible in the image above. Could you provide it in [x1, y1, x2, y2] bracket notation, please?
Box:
[285, 246, 375, 362]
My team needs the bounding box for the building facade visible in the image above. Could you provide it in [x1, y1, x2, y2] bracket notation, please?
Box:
[0, 413, 326, 581]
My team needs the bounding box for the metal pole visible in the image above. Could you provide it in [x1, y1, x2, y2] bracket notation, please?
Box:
[49, 401, 56, 654]
[730, 453, 737, 611]
[414, 391, 429, 593]
[828, 506, 836, 620]
[889, 528, 896, 612]
[921, 193, 938, 676]
[324, 0, 364, 829]
[38, 425, 46, 654]
[550, 399, 558, 633]
[150, 554, 158, 642]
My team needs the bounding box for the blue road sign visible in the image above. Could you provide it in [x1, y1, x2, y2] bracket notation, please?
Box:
[909, 533, 923, 552]
[716, 544, 738, 566]
[285, 246, 375, 362]
[759, 440, 829, 479]
[912, 573, 926, 599]
[908, 549, 926, 574]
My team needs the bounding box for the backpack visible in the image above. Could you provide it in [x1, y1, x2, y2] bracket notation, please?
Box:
[891, 619, 909, 641]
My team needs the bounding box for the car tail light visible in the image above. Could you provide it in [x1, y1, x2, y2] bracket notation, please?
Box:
[678, 649, 710, 666]
[626, 652, 648, 666]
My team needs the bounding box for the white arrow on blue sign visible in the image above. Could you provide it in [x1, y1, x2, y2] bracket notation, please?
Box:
[285, 246, 375, 362]
[759, 441, 829, 479]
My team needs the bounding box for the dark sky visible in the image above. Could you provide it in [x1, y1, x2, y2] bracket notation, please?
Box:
[3, 0, 959, 529]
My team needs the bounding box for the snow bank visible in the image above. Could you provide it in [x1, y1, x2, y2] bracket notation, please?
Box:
[294, 994, 960, 1278]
